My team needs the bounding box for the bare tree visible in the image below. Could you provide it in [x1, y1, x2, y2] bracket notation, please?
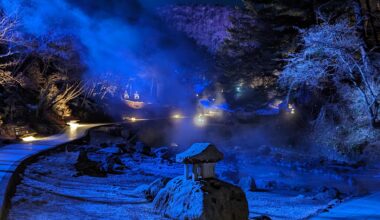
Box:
[0, 14, 24, 87]
[81, 72, 118, 106]
[36, 73, 84, 118]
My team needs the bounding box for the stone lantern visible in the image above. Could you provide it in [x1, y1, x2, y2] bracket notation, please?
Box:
[176, 143, 224, 181]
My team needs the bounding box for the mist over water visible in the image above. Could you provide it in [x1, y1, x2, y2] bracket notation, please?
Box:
[0, 0, 296, 149]
[0, 0, 214, 110]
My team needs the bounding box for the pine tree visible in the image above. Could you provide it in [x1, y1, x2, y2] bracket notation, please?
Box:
[217, 0, 315, 87]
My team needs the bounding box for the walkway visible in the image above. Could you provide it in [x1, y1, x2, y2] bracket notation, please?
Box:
[312, 192, 380, 220]
[0, 123, 106, 220]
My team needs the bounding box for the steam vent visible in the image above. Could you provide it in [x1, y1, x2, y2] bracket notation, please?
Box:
[153, 143, 248, 220]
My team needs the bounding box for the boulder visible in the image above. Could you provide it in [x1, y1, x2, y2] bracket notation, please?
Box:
[104, 154, 127, 174]
[153, 176, 248, 220]
[153, 147, 171, 160]
[74, 151, 107, 177]
[238, 176, 256, 192]
[115, 142, 135, 153]
[98, 146, 122, 154]
[136, 141, 151, 155]
[255, 179, 277, 190]
[314, 186, 342, 200]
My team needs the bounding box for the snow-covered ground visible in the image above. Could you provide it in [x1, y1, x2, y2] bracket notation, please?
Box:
[7, 124, 380, 219]
[8, 151, 180, 220]
[312, 192, 380, 219]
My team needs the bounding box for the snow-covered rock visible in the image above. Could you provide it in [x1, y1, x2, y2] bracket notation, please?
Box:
[314, 186, 342, 201]
[74, 149, 127, 176]
[153, 176, 248, 220]
[255, 180, 278, 190]
[103, 155, 126, 174]
[134, 177, 171, 201]
[153, 147, 171, 160]
[239, 176, 256, 192]
[98, 146, 122, 154]
[74, 151, 107, 177]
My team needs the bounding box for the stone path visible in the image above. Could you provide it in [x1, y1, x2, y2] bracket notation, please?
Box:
[0, 124, 106, 220]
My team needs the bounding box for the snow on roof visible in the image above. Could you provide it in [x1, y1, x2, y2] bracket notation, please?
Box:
[176, 143, 224, 164]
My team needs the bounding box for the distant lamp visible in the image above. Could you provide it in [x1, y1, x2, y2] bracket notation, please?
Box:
[194, 114, 207, 127]
[123, 116, 145, 123]
[134, 91, 140, 100]
[288, 104, 296, 114]
[67, 120, 79, 129]
[22, 136, 37, 142]
[172, 113, 184, 119]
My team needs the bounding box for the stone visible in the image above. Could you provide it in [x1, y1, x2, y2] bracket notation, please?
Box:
[104, 154, 127, 174]
[153, 176, 249, 220]
[115, 143, 128, 153]
[314, 186, 342, 200]
[255, 180, 278, 190]
[98, 146, 122, 154]
[115, 142, 135, 153]
[238, 176, 256, 192]
[74, 151, 107, 177]
[136, 141, 151, 155]
[153, 147, 171, 160]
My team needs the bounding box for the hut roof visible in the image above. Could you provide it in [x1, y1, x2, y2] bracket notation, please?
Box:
[176, 143, 224, 164]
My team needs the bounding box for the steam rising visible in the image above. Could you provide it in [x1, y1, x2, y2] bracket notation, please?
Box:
[0, 0, 294, 150]
[0, 0, 213, 106]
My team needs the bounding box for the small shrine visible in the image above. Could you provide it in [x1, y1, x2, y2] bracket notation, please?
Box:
[176, 143, 224, 181]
